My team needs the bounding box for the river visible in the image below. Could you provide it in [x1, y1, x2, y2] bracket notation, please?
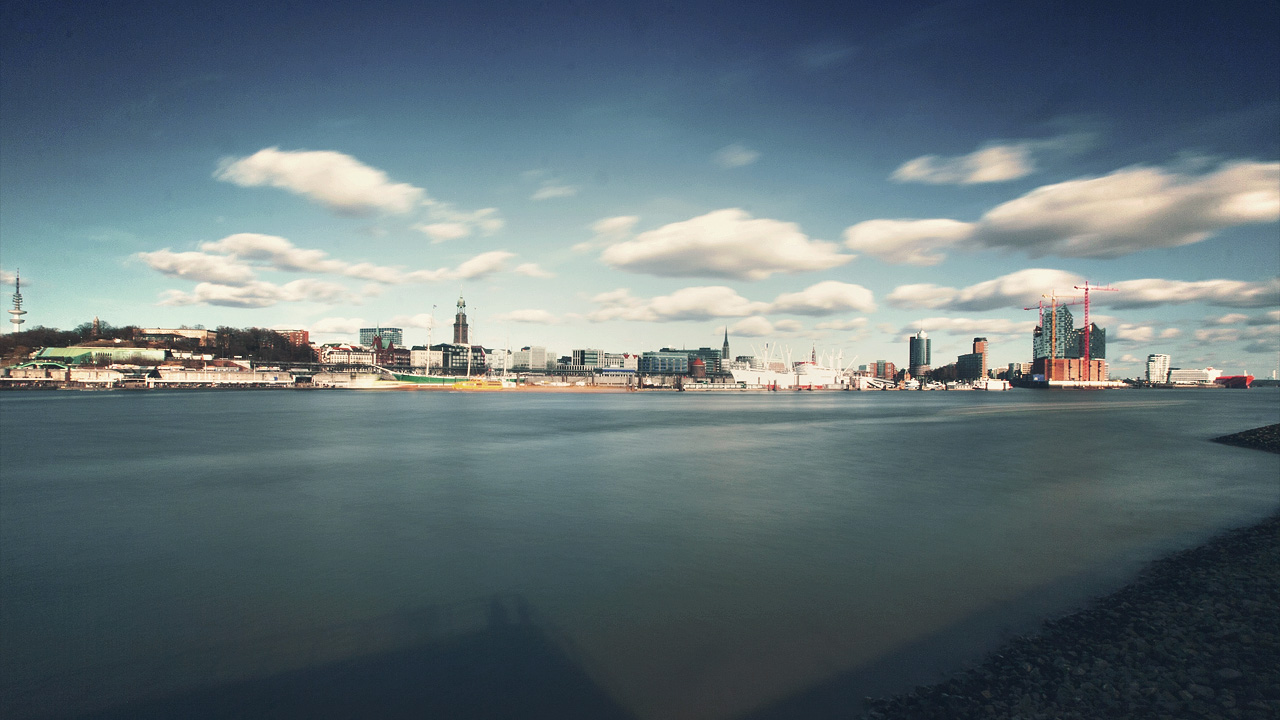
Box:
[1, 389, 1277, 719]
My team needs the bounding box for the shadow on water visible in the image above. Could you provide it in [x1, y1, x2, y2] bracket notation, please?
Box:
[63, 595, 634, 720]
[735, 568, 1130, 720]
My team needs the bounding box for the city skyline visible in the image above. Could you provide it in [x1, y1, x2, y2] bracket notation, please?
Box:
[3, 2, 1278, 375]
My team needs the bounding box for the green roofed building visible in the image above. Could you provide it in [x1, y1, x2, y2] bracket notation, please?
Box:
[35, 346, 168, 364]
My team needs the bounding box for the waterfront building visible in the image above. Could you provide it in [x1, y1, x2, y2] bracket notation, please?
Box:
[359, 327, 403, 347]
[453, 296, 469, 345]
[1146, 354, 1171, 384]
[410, 345, 445, 372]
[1168, 367, 1221, 385]
[1033, 305, 1076, 360]
[512, 346, 551, 371]
[639, 350, 690, 374]
[572, 349, 605, 368]
[957, 337, 989, 380]
[1074, 324, 1106, 360]
[908, 330, 931, 376]
[686, 347, 723, 373]
[1032, 357, 1108, 382]
[1007, 362, 1032, 378]
[872, 360, 896, 380]
[318, 344, 375, 365]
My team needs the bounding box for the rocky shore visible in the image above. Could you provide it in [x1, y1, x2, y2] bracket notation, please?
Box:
[1212, 423, 1280, 454]
[860, 429, 1280, 720]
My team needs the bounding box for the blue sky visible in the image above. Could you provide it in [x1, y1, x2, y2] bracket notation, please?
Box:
[2, 1, 1277, 376]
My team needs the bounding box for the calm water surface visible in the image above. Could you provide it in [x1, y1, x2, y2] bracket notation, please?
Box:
[2, 389, 1278, 719]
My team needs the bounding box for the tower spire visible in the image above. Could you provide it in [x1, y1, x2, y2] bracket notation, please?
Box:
[9, 270, 26, 334]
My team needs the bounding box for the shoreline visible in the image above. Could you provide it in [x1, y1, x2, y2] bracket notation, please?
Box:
[857, 426, 1280, 720]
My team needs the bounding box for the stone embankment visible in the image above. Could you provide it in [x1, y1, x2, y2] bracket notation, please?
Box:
[1212, 424, 1280, 454]
[861, 426, 1280, 720]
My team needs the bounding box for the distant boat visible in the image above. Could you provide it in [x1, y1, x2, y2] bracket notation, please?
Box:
[390, 371, 457, 386]
[454, 378, 514, 391]
[1215, 375, 1254, 389]
[973, 378, 1011, 391]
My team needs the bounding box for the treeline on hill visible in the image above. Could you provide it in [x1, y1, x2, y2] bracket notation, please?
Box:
[212, 326, 316, 362]
[0, 322, 315, 364]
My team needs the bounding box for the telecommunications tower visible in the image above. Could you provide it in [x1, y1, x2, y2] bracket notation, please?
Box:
[9, 270, 26, 334]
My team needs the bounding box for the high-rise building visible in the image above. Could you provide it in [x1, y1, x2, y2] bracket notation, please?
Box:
[908, 330, 931, 375]
[359, 327, 403, 347]
[1033, 305, 1075, 360]
[1074, 324, 1106, 360]
[956, 337, 989, 380]
[1146, 354, 1171, 384]
[453, 296, 469, 345]
[722, 329, 730, 365]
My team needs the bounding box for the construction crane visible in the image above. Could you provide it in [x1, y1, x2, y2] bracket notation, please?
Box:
[1074, 281, 1118, 366]
[1023, 292, 1083, 360]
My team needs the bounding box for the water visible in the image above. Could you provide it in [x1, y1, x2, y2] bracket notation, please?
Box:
[2, 389, 1277, 719]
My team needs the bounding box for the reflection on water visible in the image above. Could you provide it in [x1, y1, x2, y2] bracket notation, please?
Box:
[1, 390, 1277, 719]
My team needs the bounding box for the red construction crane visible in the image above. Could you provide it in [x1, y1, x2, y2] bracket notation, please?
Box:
[1073, 281, 1117, 363]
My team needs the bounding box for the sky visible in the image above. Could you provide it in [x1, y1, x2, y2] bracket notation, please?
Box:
[2, 0, 1277, 376]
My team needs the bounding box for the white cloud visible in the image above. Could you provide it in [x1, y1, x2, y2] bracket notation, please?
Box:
[1159, 328, 1183, 339]
[215, 147, 423, 215]
[769, 281, 876, 315]
[1, 269, 16, 286]
[309, 317, 365, 335]
[200, 233, 348, 274]
[415, 222, 472, 243]
[388, 313, 436, 330]
[773, 319, 804, 333]
[814, 318, 869, 331]
[729, 317, 777, 337]
[136, 249, 257, 285]
[1250, 310, 1280, 325]
[586, 282, 874, 324]
[842, 219, 975, 266]
[974, 161, 1279, 257]
[413, 203, 504, 241]
[892, 143, 1035, 184]
[600, 208, 852, 280]
[1194, 327, 1240, 343]
[588, 286, 769, 323]
[1208, 313, 1250, 325]
[575, 215, 640, 252]
[1104, 277, 1280, 309]
[159, 279, 358, 308]
[887, 269, 1084, 312]
[888, 269, 1278, 313]
[492, 309, 562, 324]
[451, 250, 515, 280]
[866, 160, 1279, 263]
[513, 263, 554, 279]
[1114, 324, 1156, 343]
[1119, 354, 1141, 363]
[531, 184, 578, 200]
[714, 144, 760, 168]
[898, 317, 1037, 337]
